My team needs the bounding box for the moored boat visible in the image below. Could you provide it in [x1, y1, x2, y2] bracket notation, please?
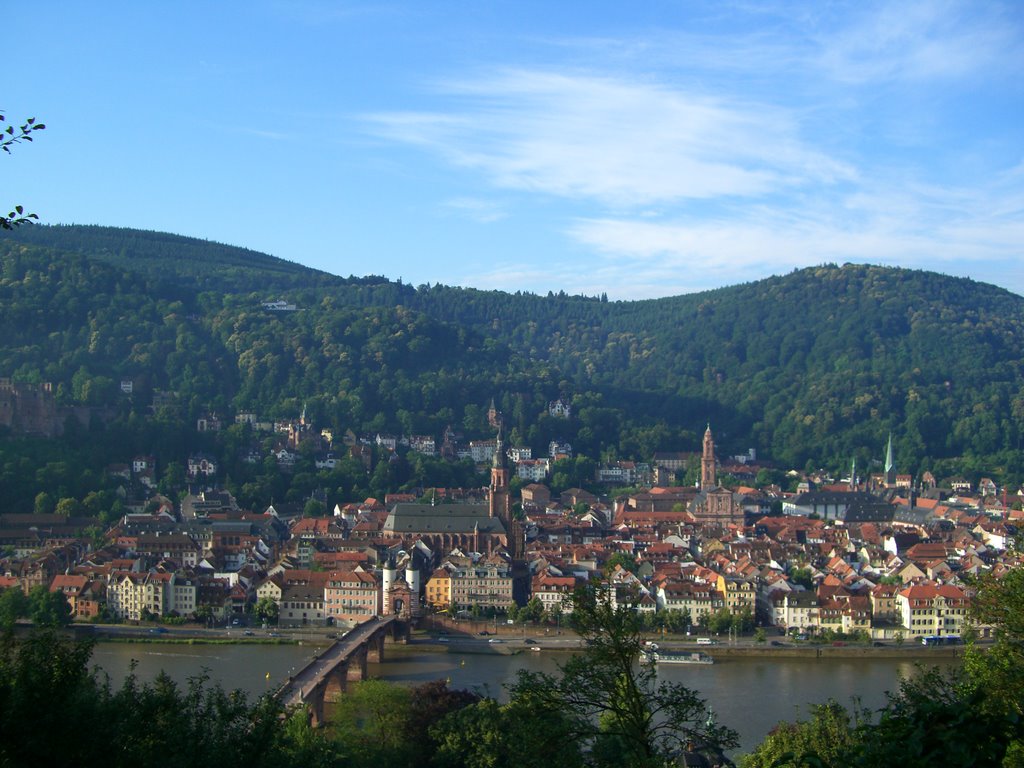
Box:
[640, 650, 714, 665]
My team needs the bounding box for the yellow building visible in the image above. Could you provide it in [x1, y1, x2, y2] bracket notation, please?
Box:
[425, 567, 452, 609]
[716, 575, 756, 616]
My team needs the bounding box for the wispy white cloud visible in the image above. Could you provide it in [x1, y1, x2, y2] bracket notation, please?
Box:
[365, 69, 855, 207]
[561, 171, 1024, 298]
[814, 0, 1023, 84]
[360, 0, 1023, 299]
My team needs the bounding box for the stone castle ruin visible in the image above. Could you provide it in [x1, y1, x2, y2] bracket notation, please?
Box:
[0, 378, 63, 437]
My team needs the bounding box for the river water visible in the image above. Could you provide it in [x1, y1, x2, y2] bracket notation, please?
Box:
[90, 641, 954, 755]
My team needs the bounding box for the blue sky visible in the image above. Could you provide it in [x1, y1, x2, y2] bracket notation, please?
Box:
[6, 1, 1023, 299]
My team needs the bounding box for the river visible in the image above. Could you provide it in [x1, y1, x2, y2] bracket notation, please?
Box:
[90, 641, 955, 755]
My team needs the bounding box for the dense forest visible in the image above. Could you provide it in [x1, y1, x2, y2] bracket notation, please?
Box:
[1, 224, 1023, 512]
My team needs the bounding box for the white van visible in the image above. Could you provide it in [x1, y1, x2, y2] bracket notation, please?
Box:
[696, 637, 716, 645]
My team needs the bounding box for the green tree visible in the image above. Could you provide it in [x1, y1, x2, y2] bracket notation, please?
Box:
[432, 695, 583, 768]
[707, 608, 734, 635]
[303, 498, 326, 517]
[1, 113, 45, 230]
[742, 565, 1024, 767]
[33, 491, 54, 515]
[0, 629, 336, 767]
[605, 552, 638, 575]
[789, 567, 814, 589]
[254, 596, 279, 625]
[331, 679, 414, 765]
[55, 496, 82, 517]
[159, 461, 186, 495]
[740, 701, 862, 768]
[507, 585, 737, 767]
[519, 596, 544, 624]
[27, 585, 70, 627]
[0, 587, 28, 630]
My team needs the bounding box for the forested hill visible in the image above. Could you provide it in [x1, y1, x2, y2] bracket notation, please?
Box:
[1, 224, 1023, 483]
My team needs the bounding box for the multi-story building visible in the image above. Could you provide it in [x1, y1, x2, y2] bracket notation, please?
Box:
[469, 440, 497, 464]
[425, 568, 452, 609]
[516, 458, 551, 482]
[107, 571, 174, 621]
[897, 583, 970, 639]
[717, 575, 756, 616]
[531, 574, 578, 615]
[772, 589, 818, 633]
[869, 583, 900, 623]
[279, 583, 326, 627]
[450, 560, 514, 611]
[657, 580, 724, 625]
[324, 569, 379, 623]
[169, 574, 197, 617]
[508, 446, 532, 462]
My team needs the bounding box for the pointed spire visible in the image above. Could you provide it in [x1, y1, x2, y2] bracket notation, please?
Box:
[492, 421, 507, 469]
[885, 433, 894, 473]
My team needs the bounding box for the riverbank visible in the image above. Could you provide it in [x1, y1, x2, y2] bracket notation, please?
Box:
[70, 622, 321, 646]
[406, 633, 967, 659]
[98, 635, 298, 646]
[69, 619, 970, 660]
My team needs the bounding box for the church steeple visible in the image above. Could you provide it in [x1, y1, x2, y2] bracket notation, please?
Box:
[488, 422, 519, 558]
[701, 424, 717, 490]
[492, 422, 507, 471]
[884, 433, 896, 488]
[489, 423, 509, 518]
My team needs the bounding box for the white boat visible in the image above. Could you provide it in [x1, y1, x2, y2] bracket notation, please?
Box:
[640, 650, 714, 665]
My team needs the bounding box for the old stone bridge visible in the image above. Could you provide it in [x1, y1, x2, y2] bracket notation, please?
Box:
[276, 615, 407, 725]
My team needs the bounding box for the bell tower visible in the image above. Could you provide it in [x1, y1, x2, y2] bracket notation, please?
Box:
[489, 424, 510, 519]
[489, 423, 522, 559]
[701, 424, 717, 490]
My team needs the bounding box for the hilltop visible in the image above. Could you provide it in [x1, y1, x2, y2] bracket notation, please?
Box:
[1, 224, 1022, 496]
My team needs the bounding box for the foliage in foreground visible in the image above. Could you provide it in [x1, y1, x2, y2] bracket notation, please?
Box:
[740, 567, 1024, 768]
[433, 585, 739, 768]
[0, 629, 338, 768]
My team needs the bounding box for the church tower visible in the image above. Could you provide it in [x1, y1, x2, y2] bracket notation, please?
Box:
[884, 433, 896, 488]
[488, 424, 521, 559]
[701, 424, 717, 490]
[489, 425, 510, 519]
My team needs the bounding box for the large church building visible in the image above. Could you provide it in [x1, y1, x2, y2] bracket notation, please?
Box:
[688, 425, 744, 526]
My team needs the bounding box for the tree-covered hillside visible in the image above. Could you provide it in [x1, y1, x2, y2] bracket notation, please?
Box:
[1, 225, 1022, 490]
